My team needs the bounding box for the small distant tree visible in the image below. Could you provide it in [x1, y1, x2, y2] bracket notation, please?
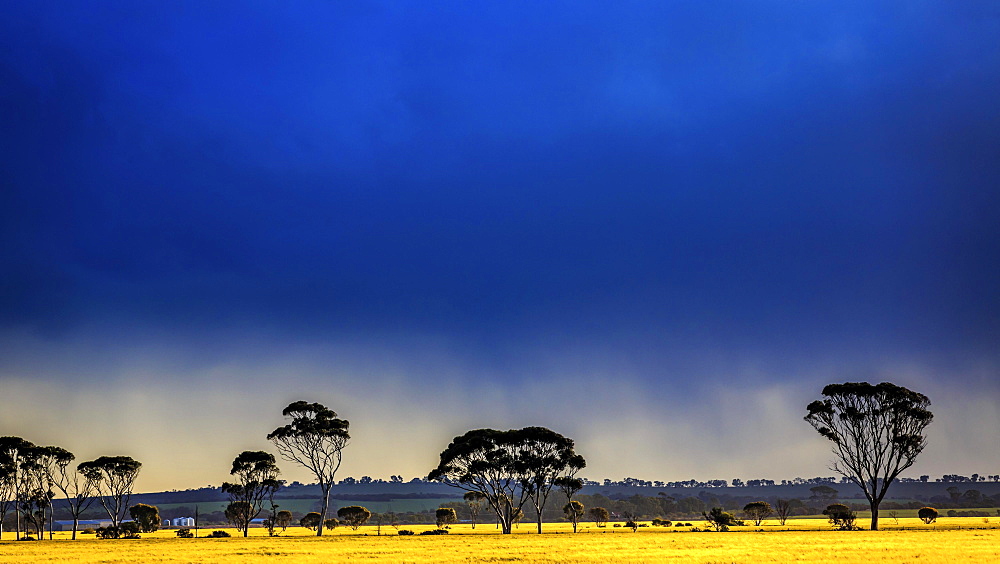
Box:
[220, 451, 282, 537]
[324, 518, 339, 530]
[918, 507, 938, 524]
[463, 491, 486, 529]
[742, 501, 773, 526]
[435, 507, 457, 529]
[774, 499, 792, 526]
[300, 512, 322, 530]
[372, 512, 386, 535]
[589, 506, 609, 527]
[78, 456, 141, 528]
[823, 503, 858, 531]
[809, 485, 839, 501]
[805, 382, 933, 530]
[276, 510, 293, 531]
[383, 511, 400, 530]
[554, 476, 584, 532]
[128, 504, 160, 533]
[563, 501, 585, 531]
[703, 507, 742, 532]
[268, 401, 349, 537]
[337, 506, 372, 530]
[511, 507, 524, 528]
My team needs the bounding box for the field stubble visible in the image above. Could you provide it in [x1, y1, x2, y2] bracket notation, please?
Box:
[1, 518, 998, 564]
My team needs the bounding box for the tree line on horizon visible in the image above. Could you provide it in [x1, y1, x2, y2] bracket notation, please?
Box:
[0, 381, 946, 539]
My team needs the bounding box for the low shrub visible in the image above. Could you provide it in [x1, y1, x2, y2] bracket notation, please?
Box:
[397, 530, 415, 536]
[176, 528, 194, 538]
[207, 530, 231, 538]
[651, 519, 672, 527]
[419, 529, 449, 535]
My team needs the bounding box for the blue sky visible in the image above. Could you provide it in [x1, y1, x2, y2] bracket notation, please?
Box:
[1, 1, 998, 491]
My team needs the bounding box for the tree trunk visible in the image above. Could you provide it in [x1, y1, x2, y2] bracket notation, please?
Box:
[317, 483, 331, 537]
[870, 501, 879, 530]
[72, 516, 78, 540]
[500, 504, 512, 534]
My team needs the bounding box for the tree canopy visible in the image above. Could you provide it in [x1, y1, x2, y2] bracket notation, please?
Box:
[427, 427, 585, 534]
[336, 505, 372, 530]
[77, 455, 141, 528]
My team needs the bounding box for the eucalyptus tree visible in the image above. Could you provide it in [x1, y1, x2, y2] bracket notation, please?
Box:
[805, 382, 933, 530]
[742, 501, 773, 526]
[267, 401, 349, 536]
[39, 446, 97, 539]
[220, 450, 282, 536]
[428, 427, 586, 534]
[0, 436, 35, 539]
[78, 455, 142, 528]
[519, 428, 585, 534]
[463, 491, 486, 529]
[20, 446, 64, 540]
[336, 505, 372, 530]
[0, 455, 14, 540]
[554, 476, 584, 532]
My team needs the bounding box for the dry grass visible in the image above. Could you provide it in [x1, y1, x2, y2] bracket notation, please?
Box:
[2, 518, 998, 563]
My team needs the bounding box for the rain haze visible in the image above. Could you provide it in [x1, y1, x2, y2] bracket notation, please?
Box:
[1, 1, 998, 492]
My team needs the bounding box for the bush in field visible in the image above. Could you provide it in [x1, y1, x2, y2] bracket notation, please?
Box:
[207, 530, 231, 538]
[398, 529, 414, 536]
[743, 501, 773, 526]
[918, 507, 938, 524]
[337, 505, 372, 530]
[703, 507, 743, 532]
[300, 512, 322, 530]
[651, 518, 672, 527]
[823, 504, 859, 530]
[95, 526, 120, 539]
[589, 506, 609, 527]
[324, 518, 339, 530]
[175, 528, 194, 538]
[420, 529, 449, 535]
[436, 507, 457, 528]
[120, 522, 141, 538]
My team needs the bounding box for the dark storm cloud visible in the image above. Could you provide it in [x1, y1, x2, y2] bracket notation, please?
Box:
[1, 2, 999, 488]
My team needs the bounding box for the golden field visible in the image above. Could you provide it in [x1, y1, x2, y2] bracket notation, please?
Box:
[1, 518, 998, 564]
